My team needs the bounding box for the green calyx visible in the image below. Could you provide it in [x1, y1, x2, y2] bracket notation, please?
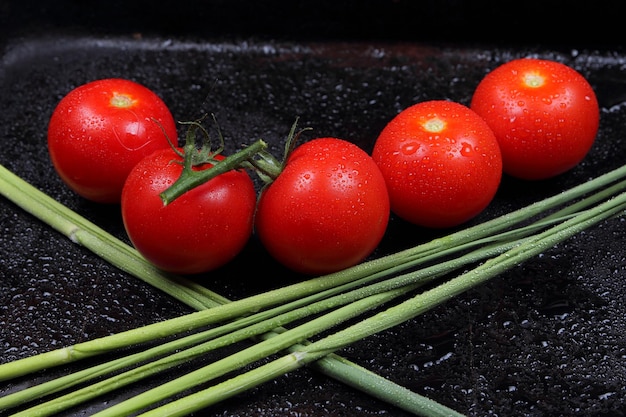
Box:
[159, 116, 310, 206]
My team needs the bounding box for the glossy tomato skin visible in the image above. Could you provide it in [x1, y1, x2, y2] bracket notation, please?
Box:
[121, 148, 257, 275]
[470, 58, 600, 180]
[372, 100, 502, 229]
[254, 137, 390, 275]
[48, 78, 177, 203]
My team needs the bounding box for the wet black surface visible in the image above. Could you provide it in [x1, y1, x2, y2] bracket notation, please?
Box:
[1, 2, 626, 417]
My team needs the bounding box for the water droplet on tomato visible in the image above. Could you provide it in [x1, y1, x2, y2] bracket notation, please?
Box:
[400, 142, 420, 155]
[460, 142, 473, 157]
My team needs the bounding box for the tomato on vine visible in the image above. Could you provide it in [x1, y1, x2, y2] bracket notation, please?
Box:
[121, 145, 257, 275]
[254, 136, 390, 275]
[470, 58, 600, 180]
[48, 78, 177, 203]
[372, 100, 502, 229]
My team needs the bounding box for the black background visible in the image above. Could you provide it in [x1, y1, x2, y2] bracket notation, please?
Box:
[1, 1, 626, 416]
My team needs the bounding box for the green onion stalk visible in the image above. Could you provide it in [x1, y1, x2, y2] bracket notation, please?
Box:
[135, 189, 626, 417]
[0, 160, 490, 416]
[0, 216, 553, 416]
[1, 161, 626, 416]
[57, 190, 626, 416]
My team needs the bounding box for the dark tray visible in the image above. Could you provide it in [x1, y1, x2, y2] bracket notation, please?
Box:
[2, 4, 626, 417]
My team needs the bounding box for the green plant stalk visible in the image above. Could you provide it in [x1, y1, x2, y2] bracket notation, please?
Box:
[0, 158, 491, 417]
[0, 164, 465, 417]
[3, 163, 626, 382]
[0, 162, 620, 412]
[87, 194, 626, 416]
[3, 212, 547, 415]
[1, 276, 421, 416]
[159, 139, 268, 205]
[1, 221, 534, 415]
[0, 199, 566, 384]
[134, 191, 626, 417]
[90, 286, 416, 417]
[1, 163, 625, 415]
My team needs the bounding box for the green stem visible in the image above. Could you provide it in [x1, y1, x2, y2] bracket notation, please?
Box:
[0, 173, 594, 381]
[1, 162, 625, 376]
[1, 212, 544, 415]
[2, 162, 626, 416]
[91, 287, 414, 417]
[0, 162, 470, 417]
[62, 196, 626, 416]
[134, 191, 626, 417]
[1, 222, 531, 414]
[159, 139, 268, 205]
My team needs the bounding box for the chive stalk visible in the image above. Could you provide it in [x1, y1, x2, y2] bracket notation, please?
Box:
[4, 164, 624, 381]
[1, 162, 625, 416]
[131, 191, 626, 416]
[1, 218, 543, 414]
[0, 162, 471, 416]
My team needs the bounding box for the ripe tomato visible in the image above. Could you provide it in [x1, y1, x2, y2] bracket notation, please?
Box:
[470, 58, 600, 180]
[121, 147, 257, 274]
[372, 100, 502, 229]
[254, 137, 390, 275]
[48, 78, 177, 203]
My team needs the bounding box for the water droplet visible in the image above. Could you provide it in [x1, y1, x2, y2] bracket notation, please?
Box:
[401, 142, 420, 155]
[460, 142, 473, 157]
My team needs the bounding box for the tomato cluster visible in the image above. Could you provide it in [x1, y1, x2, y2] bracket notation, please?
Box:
[47, 57, 599, 276]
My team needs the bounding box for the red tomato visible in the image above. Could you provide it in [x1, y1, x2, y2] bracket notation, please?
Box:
[254, 137, 390, 275]
[372, 100, 502, 229]
[48, 78, 177, 203]
[121, 148, 257, 274]
[470, 58, 600, 180]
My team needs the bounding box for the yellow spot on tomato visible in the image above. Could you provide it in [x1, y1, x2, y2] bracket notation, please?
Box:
[110, 93, 136, 108]
[423, 117, 445, 133]
[523, 72, 545, 88]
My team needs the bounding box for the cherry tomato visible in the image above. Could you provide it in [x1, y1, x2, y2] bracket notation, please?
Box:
[254, 137, 390, 275]
[372, 100, 502, 229]
[48, 78, 177, 203]
[470, 58, 600, 180]
[121, 147, 257, 274]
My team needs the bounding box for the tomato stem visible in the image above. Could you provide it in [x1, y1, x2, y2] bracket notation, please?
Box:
[159, 139, 268, 205]
[159, 117, 313, 205]
[237, 117, 313, 184]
